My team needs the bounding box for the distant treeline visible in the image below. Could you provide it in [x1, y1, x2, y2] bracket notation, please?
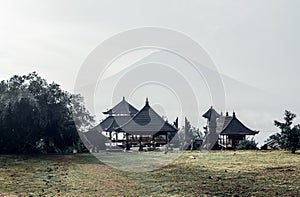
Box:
[0, 72, 94, 154]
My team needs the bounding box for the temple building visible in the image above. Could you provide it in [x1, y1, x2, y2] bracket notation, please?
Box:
[86, 97, 178, 151]
[202, 107, 259, 150]
[95, 97, 139, 144]
[116, 98, 178, 149]
[85, 101, 258, 152]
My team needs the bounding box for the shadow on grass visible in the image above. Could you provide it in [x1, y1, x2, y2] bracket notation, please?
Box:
[0, 153, 104, 165]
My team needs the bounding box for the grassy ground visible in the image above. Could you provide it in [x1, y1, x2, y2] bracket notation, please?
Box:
[0, 154, 138, 196]
[0, 151, 299, 196]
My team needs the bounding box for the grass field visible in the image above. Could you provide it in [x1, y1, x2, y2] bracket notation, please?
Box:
[0, 151, 299, 196]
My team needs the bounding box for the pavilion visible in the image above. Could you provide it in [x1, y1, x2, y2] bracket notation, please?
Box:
[202, 107, 259, 150]
[92, 97, 139, 143]
[116, 98, 178, 150]
[88, 97, 178, 150]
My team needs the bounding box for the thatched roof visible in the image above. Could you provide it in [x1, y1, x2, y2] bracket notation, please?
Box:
[117, 98, 177, 136]
[103, 97, 138, 115]
[219, 112, 259, 135]
[202, 106, 221, 121]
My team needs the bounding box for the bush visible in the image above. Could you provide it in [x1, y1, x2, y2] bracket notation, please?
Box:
[236, 139, 258, 150]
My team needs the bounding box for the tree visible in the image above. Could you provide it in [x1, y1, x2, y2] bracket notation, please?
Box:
[174, 118, 204, 150]
[0, 72, 94, 154]
[271, 110, 300, 154]
[191, 126, 204, 141]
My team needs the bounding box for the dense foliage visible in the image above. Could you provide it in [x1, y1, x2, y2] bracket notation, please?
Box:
[171, 118, 204, 150]
[0, 72, 94, 154]
[271, 110, 300, 154]
[236, 138, 258, 150]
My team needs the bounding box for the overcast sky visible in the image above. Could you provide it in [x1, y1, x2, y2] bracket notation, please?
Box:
[1, 0, 299, 144]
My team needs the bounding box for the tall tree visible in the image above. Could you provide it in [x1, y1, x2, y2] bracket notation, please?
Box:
[0, 72, 94, 154]
[177, 118, 204, 150]
[272, 110, 300, 154]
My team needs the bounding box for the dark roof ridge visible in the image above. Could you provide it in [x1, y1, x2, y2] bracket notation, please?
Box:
[130, 101, 170, 125]
[202, 106, 221, 120]
[220, 112, 259, 135]
[117, 99, 177, 134]
[103, 97, 139, 115]
[220, 114, 235, 132]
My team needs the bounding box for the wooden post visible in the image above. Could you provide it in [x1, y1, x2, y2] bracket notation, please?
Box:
[139, 136, 143, 151]
[125, 133, 130, 150]
[221, 135, 223, 146]
[166, 133, 168, 144]
[222, 135, 223, 147]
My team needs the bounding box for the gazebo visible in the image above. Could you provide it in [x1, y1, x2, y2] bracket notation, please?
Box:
[217, 112, 259, 149]
[203, 107, 259, 150]
[94, 97, 139, 143]
[116, 98, 178, 150]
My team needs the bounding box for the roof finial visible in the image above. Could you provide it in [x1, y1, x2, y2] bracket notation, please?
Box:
[226, 112, 229, 116]
[122, 96, 125, 101]
[145, 97, 149, 105]
[233, 111, 236, 117]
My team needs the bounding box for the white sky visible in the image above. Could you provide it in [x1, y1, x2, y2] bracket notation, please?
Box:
[1, 0, 300, 145]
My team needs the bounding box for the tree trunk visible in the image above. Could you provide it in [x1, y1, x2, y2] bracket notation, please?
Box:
[291, 148, 296, 154]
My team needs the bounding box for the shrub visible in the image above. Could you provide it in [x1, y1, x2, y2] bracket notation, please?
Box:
[236, 139, 258, 150]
